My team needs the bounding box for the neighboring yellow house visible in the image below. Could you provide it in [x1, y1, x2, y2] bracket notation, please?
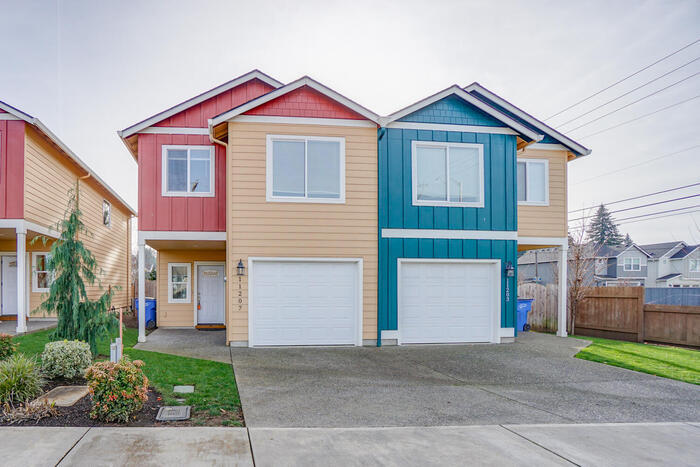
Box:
[0, 100, 135, 332]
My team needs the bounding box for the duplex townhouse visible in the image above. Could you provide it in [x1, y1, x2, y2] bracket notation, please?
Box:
[121, 70, 589, 346]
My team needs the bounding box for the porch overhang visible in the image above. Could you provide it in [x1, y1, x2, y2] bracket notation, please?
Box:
[138, 231, 226, 250]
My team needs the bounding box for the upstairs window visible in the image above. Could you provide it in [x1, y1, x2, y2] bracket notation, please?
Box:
[102, 200, 111, 227]
[517, 159, 549, 206]
[266, 135, 345, 203]
[411, 141, 484, 207]
[623, 257, 641, 271]
[162, 145, 215, 197]
[690, 259, 699, 272]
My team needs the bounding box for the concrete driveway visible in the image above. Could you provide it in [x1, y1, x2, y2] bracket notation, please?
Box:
[230, 333, 700, 427]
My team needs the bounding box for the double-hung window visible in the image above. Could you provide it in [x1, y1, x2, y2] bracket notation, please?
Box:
[162, 145, 215, 197]
[689, 259, 700, 272]
[32, 252, 53, 292]
[517, 159, 549, 206]
[168, 263, 191, 303]
[266, 135, 345, 203]
[623, 257, 641, 272]
[411, 141, 484, 207]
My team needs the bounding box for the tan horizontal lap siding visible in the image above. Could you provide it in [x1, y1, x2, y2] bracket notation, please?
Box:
[517, 148, 568, 238]
[157, 250, 226, 327]
[227, 122, 378, 344]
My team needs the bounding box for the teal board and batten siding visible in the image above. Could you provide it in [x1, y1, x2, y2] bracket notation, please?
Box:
[378, 123, 519, 338]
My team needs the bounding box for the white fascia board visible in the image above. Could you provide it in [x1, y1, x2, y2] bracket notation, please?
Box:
[138, 230, 226, 243]
[233, 115, 376, 127]
[31, 119, 137, 215]
[0, 101, 34, 123]
[0, 219, 58, 238]
[385, 121, 518, 135]
[119, 70, 284, 138]
[209, 76, 380, 127]
[379, 85, 543, 142]
[524, 143, 571, 151]
[140, 127, 210, 135]
[616, 244, 652, 258]
[382, 228, 517, 241]
[464, 83, 592, 157]
[0, 114, 24, 120]
[518, 236, 568, 247]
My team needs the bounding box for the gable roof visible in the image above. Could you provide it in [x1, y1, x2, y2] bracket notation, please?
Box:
[0, 99, 136, 215]
[670, 244, 699, 259]
[657, 273, 682, 281]
[464, 82, 592, 157]
[210, 76, 380, 126]
[638, 241, 686, 259]
[118, 69, 283, 139]
[378, 85, 543, 142]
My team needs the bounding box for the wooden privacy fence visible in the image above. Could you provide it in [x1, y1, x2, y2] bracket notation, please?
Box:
[133, 279, 156, 299]
[518, 282, 558, 332]
[576, 286, 700, 347]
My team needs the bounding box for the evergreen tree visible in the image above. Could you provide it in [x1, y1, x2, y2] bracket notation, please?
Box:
[624, 233, 633, 246]
[586, 204, 624, 246]
[34, 186, 117, 354]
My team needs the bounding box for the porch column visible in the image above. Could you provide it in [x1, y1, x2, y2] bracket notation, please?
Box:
[138, 239, 146, 343]
[557, 243, 568, 337]
[16, 230, 27, 334]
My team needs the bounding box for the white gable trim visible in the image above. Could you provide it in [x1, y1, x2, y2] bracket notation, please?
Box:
[0, 101, 34, 123]
[378, 85, 543, 142]
[523, 143, 571, 151]
[385, 121, 518, 135]
[119, 70, 283, 138]
[464, 83, 592, 157]
[141, 127, 210, 135]
[616, 244, 652, 258]
[209, 76, 380, 126]
[233, 115, 376, 127]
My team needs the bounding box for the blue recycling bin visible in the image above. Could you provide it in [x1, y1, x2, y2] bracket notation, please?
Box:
[133, 298, 157, 329]
[516, 299, 534, 332]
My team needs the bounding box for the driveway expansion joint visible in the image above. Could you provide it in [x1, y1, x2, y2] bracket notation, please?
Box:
[500, 424, 580, 466]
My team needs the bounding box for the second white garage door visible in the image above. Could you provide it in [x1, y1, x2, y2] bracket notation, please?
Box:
[250, 260, 360, 346]
[399, 260, 499, 344]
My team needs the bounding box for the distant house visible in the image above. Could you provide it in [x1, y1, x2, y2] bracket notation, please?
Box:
[640, 242, 700, 287]
[593, 244, 650, 287]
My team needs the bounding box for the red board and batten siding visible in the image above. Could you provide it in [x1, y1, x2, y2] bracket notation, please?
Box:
[244, 86, 366, 120]
[0, 119, 25, 219]
[138, 78, 274, 231]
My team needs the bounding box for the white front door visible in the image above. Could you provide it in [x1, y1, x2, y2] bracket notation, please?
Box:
[197, 264, 225, 324]
[250, 260, 360, 346]
[399, 260, 499, 344]
[1, 256, 18, 316]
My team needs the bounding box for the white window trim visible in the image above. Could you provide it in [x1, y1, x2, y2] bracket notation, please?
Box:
[32, 252, 52, 293]
[161, 145, 215, 197]
[623, 257, 642, 271]
[102, 200, 111, 228]
[411, 140, 485, 208]
[168, 262, 191, 304]
[689, 259, 700, 272]
[517, 158, 549, 206]
[266, 134, 346, 204]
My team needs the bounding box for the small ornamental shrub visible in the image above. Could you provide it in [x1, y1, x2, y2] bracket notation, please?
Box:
[41, 340, 92, 380]
[0, 334, 18, 360]
[0, 354, 44, 406]
[85, 358, 149, 423]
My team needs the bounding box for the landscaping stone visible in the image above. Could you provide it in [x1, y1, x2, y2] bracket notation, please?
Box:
[156, 406, 191, 421]
[173, 385, 194, 393]
[35, 386, 89, 407]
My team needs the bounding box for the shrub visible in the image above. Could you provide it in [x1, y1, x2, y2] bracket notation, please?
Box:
[41, 340, 92, 380]
[85, 358, 149, 423]
[0, 334, 18, 360]
[0, 354, 44, 406]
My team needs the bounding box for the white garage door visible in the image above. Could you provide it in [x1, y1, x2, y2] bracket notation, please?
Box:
[250, 260, 359, 346]
[399, 260, 498, 344]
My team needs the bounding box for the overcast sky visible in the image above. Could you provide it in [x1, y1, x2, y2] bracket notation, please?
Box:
[1, 0, 698, 245]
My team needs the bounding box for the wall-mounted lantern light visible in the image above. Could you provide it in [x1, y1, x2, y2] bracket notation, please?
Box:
[505, 261, 515, 277]
[236, 259, 246, 276]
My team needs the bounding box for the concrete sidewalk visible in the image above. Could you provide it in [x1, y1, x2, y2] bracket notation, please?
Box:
[2, 422, 698, 466]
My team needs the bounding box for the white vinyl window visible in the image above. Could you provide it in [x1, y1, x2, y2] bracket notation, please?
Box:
[102, 200, 111, 227]
[162, 145, 215, 197]
[690, 259, 700, 272]
[32, 252, 53, 292]
[168, 263, 191, 303]
[517, 159, 549, 206]
[266, 135, 345, 203]
[623, 257, 641, 271]
[411, 141, 484, 207]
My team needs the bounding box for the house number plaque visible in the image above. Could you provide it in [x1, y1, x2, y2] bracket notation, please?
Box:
[238, 275, 243, 311]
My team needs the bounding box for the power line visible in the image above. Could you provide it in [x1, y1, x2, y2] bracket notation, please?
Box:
[579, 94, 700, 139]
[569, 182, 700, 213]
[545, 39, 700, 120]
[614, 204, 700, 222]
[569, 196, 700, 222]
[557, 61, 700, 131]
[571, 145, 700, 185]
[618, 208, 700, 226]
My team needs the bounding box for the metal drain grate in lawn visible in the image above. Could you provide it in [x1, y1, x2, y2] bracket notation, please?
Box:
[173, 385, 195, 393]
[156, 406, 191, 421]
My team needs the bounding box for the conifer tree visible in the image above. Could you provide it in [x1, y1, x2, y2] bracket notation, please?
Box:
[586, 204, 624, 246]
[35, 186, 117, 354]
[624, 233, 633, 246]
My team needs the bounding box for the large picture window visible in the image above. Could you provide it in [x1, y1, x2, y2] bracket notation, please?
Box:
[162, 145, 215, 197]
[517, 159, 549, 205]
[168, 263, 191, 303]
[266, 135, 345, 203]
[411, 141, 484, 207]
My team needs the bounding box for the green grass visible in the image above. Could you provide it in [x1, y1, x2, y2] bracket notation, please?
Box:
[573, 335, 700, 385]
[12, 327, 243, 426]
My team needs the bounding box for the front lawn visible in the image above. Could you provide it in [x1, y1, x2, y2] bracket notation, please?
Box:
[13, 327, 243, 426]
[573, 335, 700, 385]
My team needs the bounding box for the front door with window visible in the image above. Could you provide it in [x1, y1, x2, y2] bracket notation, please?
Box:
[197, 265, 225, 324]
[1, 256, 18, 316]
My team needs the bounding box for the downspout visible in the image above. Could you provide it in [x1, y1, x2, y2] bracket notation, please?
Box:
[377, 127, 387, 348]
